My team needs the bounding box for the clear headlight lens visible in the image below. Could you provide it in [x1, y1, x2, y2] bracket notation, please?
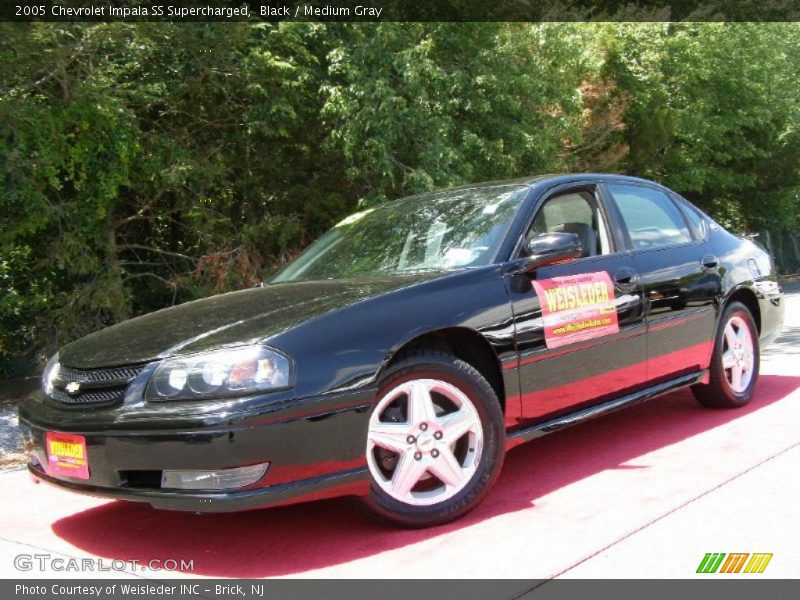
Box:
[42, 353, 60, 395]
[146, 345, 292, 402]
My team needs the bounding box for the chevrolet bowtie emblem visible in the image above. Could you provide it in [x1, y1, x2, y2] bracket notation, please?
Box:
[65, 381, 81, 394]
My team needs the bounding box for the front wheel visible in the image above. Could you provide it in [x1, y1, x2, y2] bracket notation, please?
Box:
[363, 350, 505, 527]
[693, 301, 760, 408]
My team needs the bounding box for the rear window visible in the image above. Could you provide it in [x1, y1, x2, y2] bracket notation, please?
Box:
[675, 197, 709, 240]
[607, 184, 693, 250]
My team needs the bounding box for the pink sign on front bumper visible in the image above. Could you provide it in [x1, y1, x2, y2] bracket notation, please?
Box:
[46, 431, 90, 480]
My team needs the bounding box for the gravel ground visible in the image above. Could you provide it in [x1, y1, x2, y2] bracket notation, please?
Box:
[0, 402, 25, 470]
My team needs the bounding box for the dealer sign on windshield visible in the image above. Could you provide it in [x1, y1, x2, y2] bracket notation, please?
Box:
[532, 271, 620, 349]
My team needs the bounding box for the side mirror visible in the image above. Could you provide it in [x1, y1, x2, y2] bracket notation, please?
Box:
[524, 232, 583, 270]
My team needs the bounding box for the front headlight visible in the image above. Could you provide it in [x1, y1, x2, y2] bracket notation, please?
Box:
[42, 352, 60, 395]
[145, 345, 293, 402]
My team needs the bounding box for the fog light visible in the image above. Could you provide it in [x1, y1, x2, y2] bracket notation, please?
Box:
[161, 463, 269, 491]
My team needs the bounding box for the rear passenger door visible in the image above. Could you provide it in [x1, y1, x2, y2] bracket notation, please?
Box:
[602, 183, 720, 383]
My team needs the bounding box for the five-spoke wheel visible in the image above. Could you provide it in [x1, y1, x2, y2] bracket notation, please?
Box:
[693, 301, 760, 408]
[720, 314, 756, 394]
[367, 378, 484, 506]
[363, 351, 504, 527]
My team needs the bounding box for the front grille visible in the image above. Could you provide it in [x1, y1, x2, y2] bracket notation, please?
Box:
[57, 364, 144, 384]
[49, 363, 147, 406]
[50, 387, 127, 405]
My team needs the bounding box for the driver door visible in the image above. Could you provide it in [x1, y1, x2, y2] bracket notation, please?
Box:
[504, 183, 648, 423]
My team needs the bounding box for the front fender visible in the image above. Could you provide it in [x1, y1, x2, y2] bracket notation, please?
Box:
[267, 267, 518, 400]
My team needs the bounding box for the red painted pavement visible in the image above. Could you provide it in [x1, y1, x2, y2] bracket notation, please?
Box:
[2, 374, 798, 579]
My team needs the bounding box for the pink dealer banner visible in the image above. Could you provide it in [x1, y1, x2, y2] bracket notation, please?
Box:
[532, 271, 620, 349]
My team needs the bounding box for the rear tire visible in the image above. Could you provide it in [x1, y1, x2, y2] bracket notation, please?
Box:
[693, 301, 759, 409]
[362, 350, 505, 527]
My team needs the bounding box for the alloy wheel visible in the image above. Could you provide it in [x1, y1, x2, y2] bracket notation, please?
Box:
[366, 378, 484, 506]
[722, 314, 755, 394]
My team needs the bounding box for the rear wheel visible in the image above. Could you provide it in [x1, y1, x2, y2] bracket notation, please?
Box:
[693, 301, 759, 408]
[363, 351, 504, 527]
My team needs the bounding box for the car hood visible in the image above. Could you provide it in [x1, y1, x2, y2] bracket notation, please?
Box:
[59, 274, 436, 369]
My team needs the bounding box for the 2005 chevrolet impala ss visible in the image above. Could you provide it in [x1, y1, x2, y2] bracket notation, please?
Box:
[19, 174, 784, 526]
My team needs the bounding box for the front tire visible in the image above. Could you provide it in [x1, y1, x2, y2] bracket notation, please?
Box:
[693, 301, 760, 408]
[363, 350, 505, 527]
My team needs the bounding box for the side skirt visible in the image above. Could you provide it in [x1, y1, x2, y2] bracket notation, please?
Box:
[505, 370, 707, 449]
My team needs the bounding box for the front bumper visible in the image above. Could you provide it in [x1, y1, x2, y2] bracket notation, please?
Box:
[18, 388, 373, 512]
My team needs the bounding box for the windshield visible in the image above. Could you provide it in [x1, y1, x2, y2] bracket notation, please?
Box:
[273, 185, 528, 282]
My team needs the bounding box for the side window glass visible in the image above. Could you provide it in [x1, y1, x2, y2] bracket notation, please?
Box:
[607, 185, 693, 250]
[676, 198, 708, 240]
[524, 191, 611, 258]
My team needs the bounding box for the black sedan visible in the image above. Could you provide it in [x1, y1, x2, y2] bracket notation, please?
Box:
[19, 174, 785, 527]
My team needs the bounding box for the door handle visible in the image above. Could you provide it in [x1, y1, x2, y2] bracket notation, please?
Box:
[701, 255, 720, 270]
[613, 268, 640, 291]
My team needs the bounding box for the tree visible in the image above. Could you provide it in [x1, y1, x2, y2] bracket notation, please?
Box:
[606, 23, 800, 230]
[2, 22, 799, 377]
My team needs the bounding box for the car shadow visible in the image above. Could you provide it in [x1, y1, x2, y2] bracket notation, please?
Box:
[762, 324, 800, 356]
[52, 374, 800, 578]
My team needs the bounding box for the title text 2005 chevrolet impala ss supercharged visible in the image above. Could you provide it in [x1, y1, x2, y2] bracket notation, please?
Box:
[19, 174, 784, 527]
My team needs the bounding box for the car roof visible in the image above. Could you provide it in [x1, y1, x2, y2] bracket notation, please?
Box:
[383, 174, 674, 210]
[518, 173, 664, 187]
[424, 173, 668, 193]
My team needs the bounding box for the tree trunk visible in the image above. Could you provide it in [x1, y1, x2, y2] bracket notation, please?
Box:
[106, 224, 130, 321]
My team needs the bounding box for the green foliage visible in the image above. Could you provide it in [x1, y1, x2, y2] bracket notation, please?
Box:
[321, 23, 598, 198]
[606, 23, 800, 230]
[1, 22, 799, 376]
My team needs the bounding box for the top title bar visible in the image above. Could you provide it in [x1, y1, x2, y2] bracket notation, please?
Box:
[3, 0, 800, 22]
